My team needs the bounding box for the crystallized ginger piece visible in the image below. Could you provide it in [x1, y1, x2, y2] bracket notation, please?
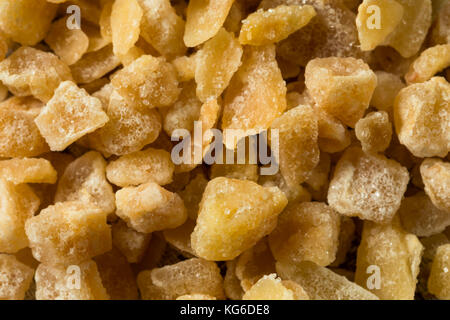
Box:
[35, 81, 109, 151]
[394, 77, 450, 158]
[111, 0, 143, 56]
[420, 158, 450, 213]
[35, 260, 109, 300]
[328, 146, 409, 224]
[115, 182, 187, 234]
[405, 44, 450, 84]
[305, 57, 377, 128]
[428, 244, 450, 300]
[370, 71, 405, 115]
[191, 177, 288, 261]
[172, 55, 196, 82]
[355, 111, 392, 153]
[239, 5, 316, 46]
[356, 0, 404, 51]
[243, 274, 295, 300]
[112, 220, 152, 263]
[0, 158, 57, 184]
[0, 254, 34, 300]
[0, 47, 73, 102]
[138, 258, 225, 300]
[25, 201, 112, 265]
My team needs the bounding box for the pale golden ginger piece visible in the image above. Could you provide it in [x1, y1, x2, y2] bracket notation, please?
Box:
[243, 274, 295, 300]
[44, 18, 89, 66]
[177, 294, 216, 300]
[394, 77, 450, 158]
[221, 45, 287, 149]
[137, 258, 225, 300]
[370, 71, 405, 115]
[0, 180, 40, 253]
[239, 5, 316, 46]
[184, 0, 235, 47]
[269, 202, 340, 267]
[111, 0, 143, 56]
[112, 220, 152, 263]
[179, 172, 208, 220]
[270, 104, 319, 187]
[328, 146, 409, 224]
[398, 192, 450, 237]
[224, 260, 244, 300]
[0, 0, 57, 45]
[35, 81, 109, 151]
[0, 47, 73, 102]
[86, 90, 162, 156]
[111, 55, 180, 108]
[428, 244, 450, 300]
[405, 44, 450, 84]
[172, 55, 196, 82]
[355, 218, 423, 300]
[195, 28, 243, 103]
[35, 260, 109, 300]
[138, 0, 186, 59]
[163, 218, 196, 256]
[356, 0, 404, 51]
[235, 239, 276, 291]
[277, 260, 379, 300]
[0, 254, 34, 300]
[25, 201, 111, 265]
[382, 0, 432, 58]
[191, 177, 288, 261]
[94, 247, 139, 300]
[331, 217, 356, 267]
[420, 158, 450, 213]
[115, 182, 187, 234]
[106, 148, 174, 188]
[355, 111, 392, 153]
[55, 151, 115, 215]
[315, 107, 351, 153]
[0, 158, 55, 185]
[305, 57, 377, 128]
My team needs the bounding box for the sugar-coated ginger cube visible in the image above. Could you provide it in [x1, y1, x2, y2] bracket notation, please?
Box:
[269, 202, 340, 267]
[35, 81, 109, 152]
[428, 244, 450, 300]
[355, 111, 392, 154]
[420, 158, 450, 213]
[115, 182, 187, 234]
[243, 274, 295, 300]
[35, 260, 109, 300]
[394, 77, 450, 158]
[0, 254, 34, 300]
[405, 44, 450, 84]
[305, 57, 377, 128]
[328, 146, 409, 224]
[0, 158, 57, 184]
[137, 258, 225, 300]
[355, 218, 423, 300]
[191, 177, 288, 261]
[112, 220, 152, 263]
[111, 0, 143, 56]
[25, 201, 112, 265]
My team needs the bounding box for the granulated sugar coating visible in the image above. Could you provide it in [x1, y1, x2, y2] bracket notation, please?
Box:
[0, 0, 448, 301]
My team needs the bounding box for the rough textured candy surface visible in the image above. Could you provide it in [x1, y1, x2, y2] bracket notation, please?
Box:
[405, 44, 450, 84]
[428, 244, 450, 300]
[328, 147, 409, 224]
[25, 201, 111, 265]
[0, 254, 34, 300]
[111, 0, 143, 56]
[243, 274, 295, 300]
[0, 158, 57, 184]
[420, 158, 450, 213]
[355, 111, 392, 153]
[35, 81, 109, 151]
[191, 177, 288, 261]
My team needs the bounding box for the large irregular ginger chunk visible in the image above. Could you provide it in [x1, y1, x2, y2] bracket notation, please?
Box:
[55, 151, 115, 215]
[270, 104, 319, 187]
[138, 0, 186, 59]
[138, 258, 225, 300]
[35, 260, 109, 300]
[328, 146, 409, 224]
[405, 44, 450, 84]
[276, 260, 379, 300]
[0, 158, 57, 184]
[305, 57, 377, 128]
[221, 45, 287, 149]
[115, 182, 187, 234]
[0, 180, 40, 253]
[355, 218, 423, 300]
[195, 28, 243, 103]
[420, 158, 450, 213]
[191, 177, 288, 261]
[269, 202, 340, 267]
[111, 55, 180, 108]
[355, 111, 392, 154]
[35, 81, 109, 152]
[0, 254, 34, 300]
[0, 0, 57, 46]
[243, 274, 295, 300]
[111, 0, 143, 56]
[184, 0, 235, 47]
[0, 47, 73, 102]
[25, 201, 112, 265]
[239, 5, 316, 46]
[394, 77, 450, 158]
[106, 148, 174, 187]
[428, 244, 450, 300]
[356, 0, 404, 51]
